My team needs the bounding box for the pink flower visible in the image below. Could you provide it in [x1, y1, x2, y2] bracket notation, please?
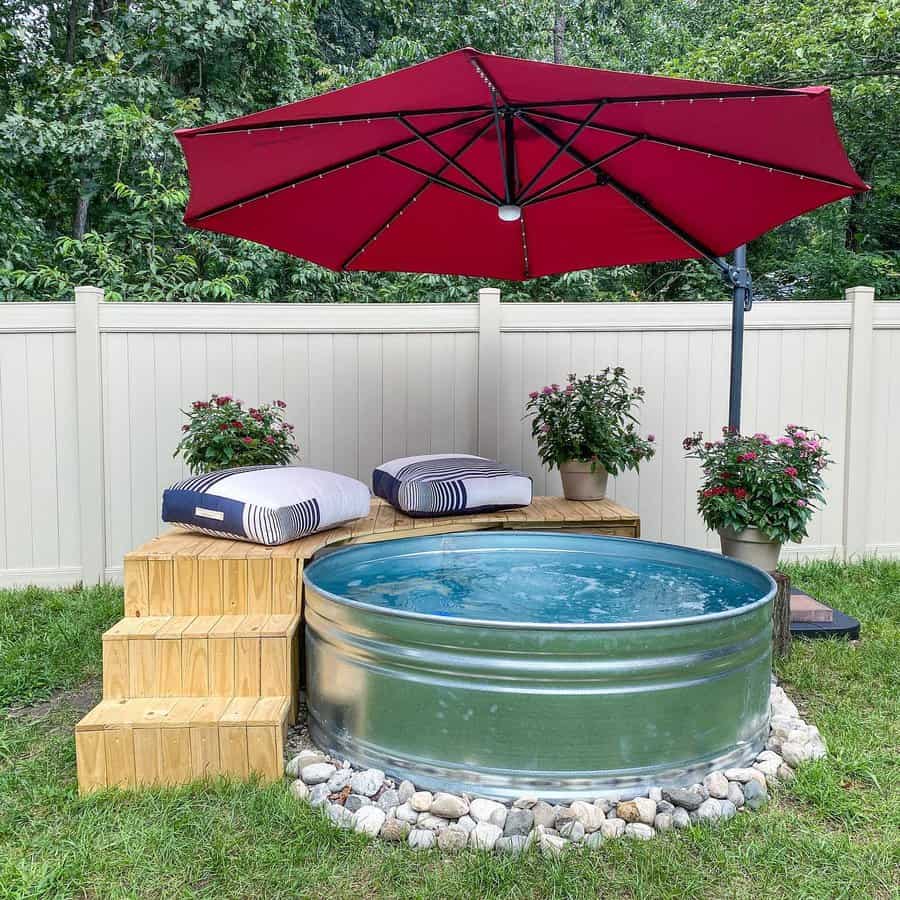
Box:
[540, 423, 551, 433]
[786, 424, 798, 431]
[784, 466, 798, 477]
[793, 429, 808, 440]
[753, 432, 768, 440]
[528, 391, 539, 399]
[541, 386, 553, 395]
[802, 439, 821, 451]
[647, 433, 655, 442]
[565, 383, 575, 393]
[242, 436, 253, 445]
[265, 435, 275, 444]
[796, 499, 807, 507]
[275, 400, 287, 408]
[551, 383, 560, 391]
[182, 424, 190, 432]
[737, 452, 757, 463]
[776, 437, 794, 447]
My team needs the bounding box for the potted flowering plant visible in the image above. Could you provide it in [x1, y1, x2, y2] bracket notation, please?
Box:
[525, 369, 656, 500]
[683, 425, 832, 570]
[175, 394, 299, 474]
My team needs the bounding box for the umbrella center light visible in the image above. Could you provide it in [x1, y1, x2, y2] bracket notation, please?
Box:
[498, 204, 522, 222]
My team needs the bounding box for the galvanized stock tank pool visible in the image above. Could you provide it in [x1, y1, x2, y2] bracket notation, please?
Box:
[303, 532, 775, 801]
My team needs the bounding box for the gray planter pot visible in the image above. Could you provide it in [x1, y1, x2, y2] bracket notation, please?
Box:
[718, 526, 782, 572]
[559, 460, 609, 501]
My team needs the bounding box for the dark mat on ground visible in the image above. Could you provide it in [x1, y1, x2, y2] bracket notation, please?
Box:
[790, 589, 860, 640]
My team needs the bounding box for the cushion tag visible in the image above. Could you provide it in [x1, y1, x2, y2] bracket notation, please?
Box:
[195, 506, 225, 521]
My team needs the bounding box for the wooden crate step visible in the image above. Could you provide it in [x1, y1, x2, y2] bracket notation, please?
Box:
[102, 614, 300, 715]
[75, 695, 290, 793]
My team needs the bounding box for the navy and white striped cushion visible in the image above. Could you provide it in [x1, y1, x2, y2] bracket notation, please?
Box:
[373, 454, 532, 517]
[162, 465, 370, 545]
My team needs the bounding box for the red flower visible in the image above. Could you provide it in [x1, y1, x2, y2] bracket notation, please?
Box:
[182, 424, 190, 432]
[275, 400, 286, 408]
[219, 422, 229, 431]
[242, 436, 253, 445]
[264, 435, 275, 444]
[737, 452, 757, 463]
[733, 488, 748, 500]
[232, 420, 243, 429]
[215, 396, 230, 407]
[783, 466, 798, 477]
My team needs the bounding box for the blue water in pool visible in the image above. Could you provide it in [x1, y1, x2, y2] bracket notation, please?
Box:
[309, 538, 765, 625]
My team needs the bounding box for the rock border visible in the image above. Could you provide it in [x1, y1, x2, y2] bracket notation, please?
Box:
[286, 681, 826, 854]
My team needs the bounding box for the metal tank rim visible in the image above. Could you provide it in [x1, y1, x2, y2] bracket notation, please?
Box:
[302, 530, 777, 632]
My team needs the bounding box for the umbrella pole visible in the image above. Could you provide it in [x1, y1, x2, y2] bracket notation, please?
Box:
[727, 244, 752, 432]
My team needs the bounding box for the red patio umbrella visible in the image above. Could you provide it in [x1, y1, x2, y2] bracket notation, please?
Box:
[175, 48, 867, 425]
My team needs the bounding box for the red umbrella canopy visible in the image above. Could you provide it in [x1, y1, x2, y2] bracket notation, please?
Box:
[176, 48, 867, 281]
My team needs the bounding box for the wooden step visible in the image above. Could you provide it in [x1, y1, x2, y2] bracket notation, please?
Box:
[75, 695, 290, 793]
[101, 614, 300, 717]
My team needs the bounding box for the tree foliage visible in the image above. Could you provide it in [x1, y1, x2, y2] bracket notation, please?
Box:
[0, 0, 897, 301]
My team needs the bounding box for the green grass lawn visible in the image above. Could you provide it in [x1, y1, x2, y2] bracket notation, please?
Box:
[1, 562, 898, 899]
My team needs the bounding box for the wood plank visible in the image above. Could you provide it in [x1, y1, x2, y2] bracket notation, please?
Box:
[218, 725, 248, 779]
[251, 696, 290, 725]
[182, 637, 210, 697]
[104, 727, 136, 789]
[159, 726, 192, 786]
[132, 727, 160, 786]
[222, 548, 248, 616]
[128, 638, 158, 698]
[247, 726, 280, 781]
[197, 555, 223, 616]
[235, 637, 261, 697]
[208, 617, 241, 697]
[76, 730, 107, 793]
[123, 558, 149, 617]
[155, 639, 183, 697]
[271, 555, 299, 614]
[246, 552, 272, 615]
[147, 559, 174, 616]
[102, 639, 129, 700]
[260, 636, 289, 697]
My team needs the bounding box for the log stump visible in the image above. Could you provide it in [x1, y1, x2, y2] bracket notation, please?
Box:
[770, 570, 792, 661]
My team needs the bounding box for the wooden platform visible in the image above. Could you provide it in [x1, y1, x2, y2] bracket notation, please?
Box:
[77, 496, 639, 793]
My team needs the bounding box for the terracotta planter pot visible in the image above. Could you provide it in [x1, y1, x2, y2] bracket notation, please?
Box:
[559, 460, 609, 501]
[718, 526, 782, 572]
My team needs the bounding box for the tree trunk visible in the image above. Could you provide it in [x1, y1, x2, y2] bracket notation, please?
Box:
[65, 0, 84, 64]
[770, 571, 792, 661]
[73, 178, 94, 239]
[552, 3, 566, 64]
[845, 155, 874, 251]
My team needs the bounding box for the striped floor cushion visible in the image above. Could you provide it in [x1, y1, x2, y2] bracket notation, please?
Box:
[162, 465, 370, 545]
[373, 454, 532, 517]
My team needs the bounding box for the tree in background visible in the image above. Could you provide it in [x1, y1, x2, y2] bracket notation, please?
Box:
[0, 0, 896, 301]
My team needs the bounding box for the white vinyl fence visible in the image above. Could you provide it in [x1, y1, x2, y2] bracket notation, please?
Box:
[0, 286, 896, 587]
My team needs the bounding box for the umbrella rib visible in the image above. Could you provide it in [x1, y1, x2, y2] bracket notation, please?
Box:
[515, 101, 606, 203]
[519, 112, 727, 271]
[379, 153, 497, 206]
[529, 109, 861, 190]
[187, 113, 491, 223]
[341, 120, 494, 271]
[520, 136, 642, 205]
[397, 116, 502, 203]
[516, 89, 809, 110]
[182, 105, 493, 136]
[520, 211, 530, 278]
